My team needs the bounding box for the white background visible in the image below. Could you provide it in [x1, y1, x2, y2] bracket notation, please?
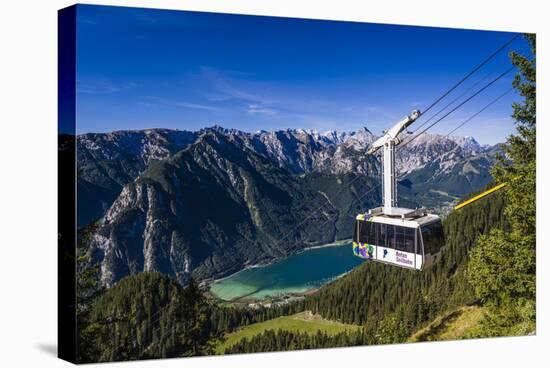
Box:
[0, 0, 548, 366]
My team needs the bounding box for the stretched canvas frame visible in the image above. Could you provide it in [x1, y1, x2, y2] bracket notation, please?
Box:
[58, 4, 536, 364]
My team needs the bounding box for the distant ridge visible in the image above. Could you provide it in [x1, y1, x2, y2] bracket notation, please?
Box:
[77, 125, 498, 227]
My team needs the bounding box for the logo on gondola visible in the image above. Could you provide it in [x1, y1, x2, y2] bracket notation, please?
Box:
[383, 249, 388, 258]
[353, 242, 374, 259]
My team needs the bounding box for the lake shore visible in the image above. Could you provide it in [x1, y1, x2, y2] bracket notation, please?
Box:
[224, 270, 354, 305]
[204, 238, 352, 289]
[206, 239, 357, 303]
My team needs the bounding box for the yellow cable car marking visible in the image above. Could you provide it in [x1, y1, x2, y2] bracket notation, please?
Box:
[454, 182, 508, 210]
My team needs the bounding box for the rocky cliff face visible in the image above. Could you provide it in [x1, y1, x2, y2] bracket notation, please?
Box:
[77, 129, 197, 226]
[395, 133, 484, 174]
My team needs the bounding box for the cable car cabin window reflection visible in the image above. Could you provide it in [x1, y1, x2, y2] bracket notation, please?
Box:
[358, 221, 368, 243]
[394, 226, 405, 251]
[406, 227, 416, 253]
[391, 226, 416, 253]
[386, 224, 397, 249]
[377, 223, 387, 248]
[358, 220, 376, 244]
[421, 222, 444, 255]
[397, 226, 416, 253]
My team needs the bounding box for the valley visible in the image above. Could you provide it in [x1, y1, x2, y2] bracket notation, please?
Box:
[77, 125, 498, 289]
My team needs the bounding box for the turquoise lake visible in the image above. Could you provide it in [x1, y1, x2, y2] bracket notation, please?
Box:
[209, 241, 364, 301]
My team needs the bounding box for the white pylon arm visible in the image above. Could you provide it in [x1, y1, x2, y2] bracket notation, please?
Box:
[366, 110, 421, 216]
[367, 110, 421, 155]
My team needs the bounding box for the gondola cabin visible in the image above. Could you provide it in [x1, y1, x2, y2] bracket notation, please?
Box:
[355, 110, 445, 270]
[352, 211, 444, 270]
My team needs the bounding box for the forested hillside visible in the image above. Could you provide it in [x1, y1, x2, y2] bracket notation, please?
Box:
[306, 190, 506, 323]
[77, 272, 219, 363]
[76, 217, 221, 363]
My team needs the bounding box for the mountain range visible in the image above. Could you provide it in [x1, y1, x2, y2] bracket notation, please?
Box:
[77, 125, 499, 287]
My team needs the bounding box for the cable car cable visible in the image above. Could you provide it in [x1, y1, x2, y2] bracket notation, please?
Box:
[454, 182, 508, 210]
[329, 85, 516, 228]
[407, 43, 530, 143]
[398, 65, 515, 151]
[445, 87, 513, 137]
[268, 64, 516, 255]
[279, 51, 526, 254]
[403, 70, 494, 141]
[419, 33, 520, 117]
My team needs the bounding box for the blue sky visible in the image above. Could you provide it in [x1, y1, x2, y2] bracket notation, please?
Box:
[75, 4, 530, 144]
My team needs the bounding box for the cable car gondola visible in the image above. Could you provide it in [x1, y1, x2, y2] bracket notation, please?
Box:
[352, 110, 445, 270]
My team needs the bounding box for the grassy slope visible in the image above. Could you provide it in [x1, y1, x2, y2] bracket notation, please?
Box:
[216, 311, 361, 353]
[408, 306, 485, 342]
[217, 306, 486, 354]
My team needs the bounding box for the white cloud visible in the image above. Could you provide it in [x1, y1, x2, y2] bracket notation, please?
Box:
[247, 104, 277, 116]
[140, 96, 220, 111]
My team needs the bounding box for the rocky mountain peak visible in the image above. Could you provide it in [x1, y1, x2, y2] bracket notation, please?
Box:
[77, 125, 495, 228]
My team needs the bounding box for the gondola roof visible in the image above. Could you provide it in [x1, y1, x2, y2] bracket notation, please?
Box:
[355, 211, 440, 227]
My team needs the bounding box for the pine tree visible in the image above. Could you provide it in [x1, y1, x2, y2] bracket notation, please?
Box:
[76, 221, 109, 363]
[178, 278, 217, 356]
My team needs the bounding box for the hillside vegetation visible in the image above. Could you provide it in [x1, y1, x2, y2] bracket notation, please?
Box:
[77, 273, 218, 363]
[408, 306, 485, 342]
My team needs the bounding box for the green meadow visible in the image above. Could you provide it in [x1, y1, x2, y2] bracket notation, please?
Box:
[216, 311, 361, 354]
